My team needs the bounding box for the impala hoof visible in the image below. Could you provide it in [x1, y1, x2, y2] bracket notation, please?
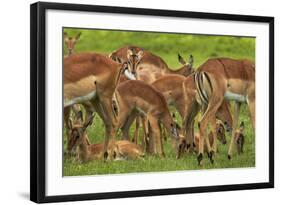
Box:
[209, 151, 215, 164]
[197, 153, 203, 166]
[228, 154, 232, 160]
[103, 151, 108, 162]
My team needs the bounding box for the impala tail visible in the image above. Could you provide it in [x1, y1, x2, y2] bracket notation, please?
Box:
[194, 71, 213, 106]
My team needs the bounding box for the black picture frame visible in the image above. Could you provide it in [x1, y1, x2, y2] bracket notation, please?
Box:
[30, 1, 274, 203]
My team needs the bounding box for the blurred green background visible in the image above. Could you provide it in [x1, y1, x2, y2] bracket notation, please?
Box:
[63, 28, 255, 176]
[64, 28, 255, 68]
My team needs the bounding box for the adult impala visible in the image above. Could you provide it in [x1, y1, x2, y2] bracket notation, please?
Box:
[64, 52, 130, 159]
[64, 32, 81, 56]
[194, 57, 255, 165]
[110, 46, 193, 83]
[114, 80, 179, 157]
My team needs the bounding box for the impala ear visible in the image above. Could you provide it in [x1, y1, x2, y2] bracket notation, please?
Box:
[137, 49, 144, 59]
[178, 53, 186, 65]
[115, 56, 122, 64]
[127, 48, 133, 58]
[64, 32, 69, 42]
[122, 62, 128, 70]
[75, 32, 82, 40]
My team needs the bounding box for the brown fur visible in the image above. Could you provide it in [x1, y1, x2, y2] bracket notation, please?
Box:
[177, 75, 233, 159]
[115, 80, 179, 156]
[234, 122, 245, 154]
[194, 58, 254, 163]
[68, 123, 145, 162]
[64, 52, 125, 159]
[197, 58, 255, 81]
[110, 46, 193, 82]
[193, 121, 227, 152]
[64, 32, 81, 56]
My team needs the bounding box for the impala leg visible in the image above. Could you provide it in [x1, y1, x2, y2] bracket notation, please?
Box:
[247, 87, 256, 131]
[248, 99, 255, 130]
[133, 116, 140, 144]
[198, 99, 222, 165]
[148, 115, 165, 157]
[100, 96, 118, 160]
[183, 102, 199, 154]
[64, 107, 71, 148]
[228, 102, 241, 160]
[141, 116, 149, 150]
[147, 121, 155, 154]
[208, 116, 218, 163]
[121, 113, 136, 140]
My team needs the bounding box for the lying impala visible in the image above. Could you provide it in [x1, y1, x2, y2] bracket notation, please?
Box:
[64, 32, 81, 56]
[68, 112, 145, 162]
[194, 57, 254, 165]
[110, 46, 193, 83]
[114, 80, 179, 157]
[64, 52, 131, 159]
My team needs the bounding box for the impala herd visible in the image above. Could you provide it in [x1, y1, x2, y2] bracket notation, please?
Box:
[64, 32, 255, 166]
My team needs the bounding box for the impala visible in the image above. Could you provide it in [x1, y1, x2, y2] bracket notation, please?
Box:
[64, 32, 81, 56]
[179, 74, 233, 160]
[114, 80, 179, 157]
[68, 112, 145, 162]
[64, 52, 130, 159]
[194, 58, 255, 165]
[110, 46, 193, 83]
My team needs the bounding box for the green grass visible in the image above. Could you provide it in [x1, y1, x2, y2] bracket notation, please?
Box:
[63, 28, 255, 176]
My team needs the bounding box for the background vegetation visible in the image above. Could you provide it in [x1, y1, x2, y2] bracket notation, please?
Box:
[63, 28, 255, 176]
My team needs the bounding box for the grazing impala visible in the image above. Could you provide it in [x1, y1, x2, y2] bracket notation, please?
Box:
[110, 46, 193, 82]
[68, 112, 145, 162]
[151, 74, 186, 118]
[64, 52, 130, 159]
[111, 47, 193, 142]
[64, 32, 81, 56]
[194, 58, 255, 165]
[114, 80, 179, 157]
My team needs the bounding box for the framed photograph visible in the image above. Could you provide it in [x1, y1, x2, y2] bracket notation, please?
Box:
[30, 1, 274, 203]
